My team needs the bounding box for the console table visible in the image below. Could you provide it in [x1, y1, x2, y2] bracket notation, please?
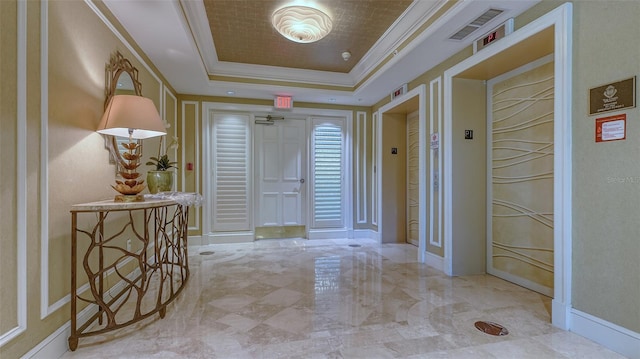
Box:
[68, 193, 200, 351]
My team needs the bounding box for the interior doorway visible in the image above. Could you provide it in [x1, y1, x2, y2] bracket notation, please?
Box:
[377, 85, 428, 261]
[254, 117, 307, 239]
[443, 3, 572, 329]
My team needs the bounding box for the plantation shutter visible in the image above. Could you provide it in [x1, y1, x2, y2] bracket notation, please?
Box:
[212, 113, 251, 232]
[311, 118, 345, 228]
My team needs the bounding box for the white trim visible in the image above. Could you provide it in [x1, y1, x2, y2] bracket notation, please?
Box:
[570, 309, 640, 359]
[377, 85, 427, 263]
[307, 229, 349, 240]
[39, 0, 51, 320]
[163, 87, 178, 186]
[205, 232, 255, 244]
[186, 235, 204, 248]
[22, 267, 143, 359]
[356, 111, 368, 224]
[353, 229, 377, 240]
[424, 251, 444, 272]
[20, 319, 68, 359]
[443, 3, 572, 329]
[429, 76, 442, 248]
[551, 2, 573, 331]
[371, 112, 378, 227]
[181, 100, 200, 232]
[1, 0, 28, 347]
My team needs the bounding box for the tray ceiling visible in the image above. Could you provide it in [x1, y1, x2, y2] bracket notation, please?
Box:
[103, 0, 541, 105]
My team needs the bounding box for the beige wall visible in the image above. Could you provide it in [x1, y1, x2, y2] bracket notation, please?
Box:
[0, 1, 177, 357]
[380, 113, 407, 243]
[450, 78, 487, 275]
[571, 0, 640, 333]
[0, 0, 19, 337]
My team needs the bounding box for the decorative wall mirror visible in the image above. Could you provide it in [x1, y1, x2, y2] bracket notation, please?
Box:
[104, 51, 143, 172]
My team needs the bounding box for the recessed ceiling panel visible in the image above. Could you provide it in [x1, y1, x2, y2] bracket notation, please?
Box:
[204, 0, 413, 73]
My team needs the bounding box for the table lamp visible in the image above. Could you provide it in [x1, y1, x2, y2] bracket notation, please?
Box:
[97, 95, 166, 202]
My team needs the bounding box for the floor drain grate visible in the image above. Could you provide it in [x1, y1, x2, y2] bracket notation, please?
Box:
[348, 244, 362, 248]
[474, 321, 509, 336]
[199, 251, 215, 255]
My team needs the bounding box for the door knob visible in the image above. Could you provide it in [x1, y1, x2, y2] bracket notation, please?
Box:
[299, 179, 305, 184]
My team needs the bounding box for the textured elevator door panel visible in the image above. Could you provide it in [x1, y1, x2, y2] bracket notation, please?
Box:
[488, 60, 554, 296]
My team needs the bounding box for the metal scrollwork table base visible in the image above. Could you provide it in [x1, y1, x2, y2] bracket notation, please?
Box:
[68, 194, 199, 351]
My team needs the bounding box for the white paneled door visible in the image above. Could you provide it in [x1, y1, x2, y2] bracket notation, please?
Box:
[255, 119, 307, 227]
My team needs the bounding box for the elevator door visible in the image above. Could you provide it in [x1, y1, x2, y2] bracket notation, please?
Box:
[487, 59, 554, 296]
[406, 111, 419, 246]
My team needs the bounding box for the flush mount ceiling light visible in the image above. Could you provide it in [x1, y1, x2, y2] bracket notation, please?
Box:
[272, 5, 333, 43]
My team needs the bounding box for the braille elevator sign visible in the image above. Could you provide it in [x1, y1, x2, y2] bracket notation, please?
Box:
[589, 77, 635, 115]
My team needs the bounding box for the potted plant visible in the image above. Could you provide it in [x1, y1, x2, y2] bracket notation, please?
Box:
[146, 136, 178, 194]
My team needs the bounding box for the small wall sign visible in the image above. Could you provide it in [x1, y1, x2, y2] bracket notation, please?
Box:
[391, 84, 408, 100]
[589, 77, 635, 115]
[430, 133, 439, 149]
[274, 95, 293, 110]
[473, 19, 514, 53]
[595, 114, 626, 143]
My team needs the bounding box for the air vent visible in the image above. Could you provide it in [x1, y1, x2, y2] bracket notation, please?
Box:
[449, 8, 504, 40]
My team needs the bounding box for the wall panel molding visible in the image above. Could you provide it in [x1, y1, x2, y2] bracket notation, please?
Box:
[356, 111, 367, 224]
[181, 101, 200, 232]
[429, 76, 442, 248]
[371, 112, 378, 227]
[163, 87, 179, 193]
[1, 0, 29, 346]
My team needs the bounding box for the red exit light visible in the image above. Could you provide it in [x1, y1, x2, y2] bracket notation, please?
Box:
[274, 96, 293, 109]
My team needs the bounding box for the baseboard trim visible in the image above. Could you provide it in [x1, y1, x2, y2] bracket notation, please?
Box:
[187, 235, 203, 247]
[424, 250, 444, 271]
[353, 229, 377, 240]
[205, 232, 255, 244]
[307, 229, 348, 240]
[570, 308, 640, 359]
[20, 318, 69, 359]
[552, 299, 570, 330]
[22, 267, 143, 359]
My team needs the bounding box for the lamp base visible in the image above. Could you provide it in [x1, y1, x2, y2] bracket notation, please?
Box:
[114, 194, 145, 203]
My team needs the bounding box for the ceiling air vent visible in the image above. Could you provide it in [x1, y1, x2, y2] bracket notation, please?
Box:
[449, 8, 504, 40]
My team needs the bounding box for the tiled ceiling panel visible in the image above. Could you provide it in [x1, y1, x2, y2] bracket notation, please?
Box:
[204, 0, 413, 73]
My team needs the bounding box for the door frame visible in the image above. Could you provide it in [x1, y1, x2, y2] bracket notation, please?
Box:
[377, 84, 427, 262]
[253, 118, 308, 229]
[443, 3, 572, 329]
[201, 102, 354, 243]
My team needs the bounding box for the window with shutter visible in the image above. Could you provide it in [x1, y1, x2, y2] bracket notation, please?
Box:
[311, 118, 345, 228]
[212, 114, 251, 232]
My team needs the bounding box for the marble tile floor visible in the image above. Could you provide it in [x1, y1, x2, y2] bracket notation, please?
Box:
[62, 238, 626, 359]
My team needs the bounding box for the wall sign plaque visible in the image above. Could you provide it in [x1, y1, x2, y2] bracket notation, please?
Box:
[595, 114, 626, 143]
[589, 77, 635, 115]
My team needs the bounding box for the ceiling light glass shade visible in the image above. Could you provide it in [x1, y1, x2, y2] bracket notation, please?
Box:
[272, 5, 333, 43]
[97, 95, 166, 139]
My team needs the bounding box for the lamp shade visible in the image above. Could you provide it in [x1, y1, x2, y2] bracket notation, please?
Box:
[97, 95, 166, 139]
